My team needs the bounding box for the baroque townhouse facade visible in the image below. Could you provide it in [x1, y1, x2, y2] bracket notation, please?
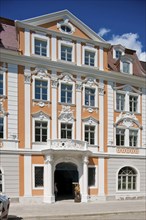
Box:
[0, 10, 146, 203]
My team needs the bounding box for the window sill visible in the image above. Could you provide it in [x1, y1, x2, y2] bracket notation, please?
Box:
[32, 142, 47, 145]
[81, 64, 98, 69]
[57, 59, 76, 65]
[0, 95, 7, 99]
[114, 110, 141, 115]
[83, 105, 98, 109]
[58, 102, 76, 107]
[31, 54, 50, 59]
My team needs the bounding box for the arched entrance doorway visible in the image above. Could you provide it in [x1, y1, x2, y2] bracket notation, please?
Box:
[54, 162, 78, 200]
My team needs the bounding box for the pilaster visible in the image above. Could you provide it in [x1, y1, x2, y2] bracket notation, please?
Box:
[82, 156, 89, 202]
[76, 78, 82, 140]
[24, 67, 31, 149]
[51, 69, 58, 139]
[44, 155, 55, 203]
[24, 29, 30, 56]
[24, 155, 32, 197]
[99, 47, 104, 71]
[98, 158, 105, 199]
[99, 80, 104, 152]
[51, 34, 57, 61]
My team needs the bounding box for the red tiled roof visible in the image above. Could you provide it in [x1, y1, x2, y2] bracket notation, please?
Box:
[0, 17, 18, 51]
[108, 46, 146, 78]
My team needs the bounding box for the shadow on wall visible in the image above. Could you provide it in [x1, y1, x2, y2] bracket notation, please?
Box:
[8, 216, 23, 220]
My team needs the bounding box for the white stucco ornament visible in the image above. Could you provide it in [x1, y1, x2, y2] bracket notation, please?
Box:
[115, 112, 142, 128]
[59, 106, 74, 122]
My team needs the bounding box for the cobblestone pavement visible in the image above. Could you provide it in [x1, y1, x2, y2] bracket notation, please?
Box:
[8, 199, 146, 220]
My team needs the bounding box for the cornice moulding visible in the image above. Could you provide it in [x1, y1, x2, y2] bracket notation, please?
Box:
[0, 149, 145, 159]
[1, 50, 145, 88]
[15, 21, 110, 48]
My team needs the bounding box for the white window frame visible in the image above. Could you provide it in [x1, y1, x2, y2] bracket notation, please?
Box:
[120, 59, 133, 74]
[32, 33, 50, 58]
[82, 119, 98, 145]
[59, 80, 75, 105]
[129, 128, 140, 147]
[32, 75, 50, 102]
[33, 165, 44, 190]
[0, 168, 4, 193]
[116, 127, 125, 146]
[115, 126, 140, 147]
[115, 90, 126, 112]
[32, 114, 50, 144]
[129, 93, 139, 113]
[88, 165, 98, 188]
[58, 40, 75, 63]
[83, 84, 98, 108]
[113, 47, 124, 59]
[58, 120, 75, 140]
[114, 89, 140, 114]
[116, 166, 140, 192]
[82, 45, 98, 67]
[0, 68, 6, 97]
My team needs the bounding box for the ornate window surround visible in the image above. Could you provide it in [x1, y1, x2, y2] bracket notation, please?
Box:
[82, 77, 98, 109]
[32, 33, 50, 58]
[58, 106, 75, 139]
[82, 116, 99, 146]
[32, 71, 51, 106]
[114, 112, 142, 147]
[58, 74, 75, 105]
[32, 111, 50, 145]
[114, 85, 141, 114]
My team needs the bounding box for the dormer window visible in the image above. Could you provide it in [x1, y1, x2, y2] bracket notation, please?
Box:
[120, 57, 133, 74]
[115, 50, 122, 59]
[113, 45, 124, 59]
[123, 61, 130, 73]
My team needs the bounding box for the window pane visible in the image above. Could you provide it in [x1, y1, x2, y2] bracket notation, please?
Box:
[61, 45, 72, 62]
[118, 167, 137, 191]
[35, 80, 48, 100]
[0, 118, 3, 139]
[123, 62, 130, 73]
[0, 74, 3, 95]
[61, 84, 72, 103]
[35, 39, 47, 56]
[35, 167, 44, 187]
[88, 167, 95, 187]
[35, 121, 47, 142]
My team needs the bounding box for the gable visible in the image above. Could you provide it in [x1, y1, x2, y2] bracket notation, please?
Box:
[39, 19, 91, 40]
[23, 10, 106, 43]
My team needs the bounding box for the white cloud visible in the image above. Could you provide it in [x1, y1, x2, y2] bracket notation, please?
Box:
[98, 28, 110, 37]
[108, 33, 146, 61]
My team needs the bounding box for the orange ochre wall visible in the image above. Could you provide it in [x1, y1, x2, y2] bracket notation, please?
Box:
[32, 155, 44, 196]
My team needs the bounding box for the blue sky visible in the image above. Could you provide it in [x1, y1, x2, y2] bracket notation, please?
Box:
[0, 0, 146, 61]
